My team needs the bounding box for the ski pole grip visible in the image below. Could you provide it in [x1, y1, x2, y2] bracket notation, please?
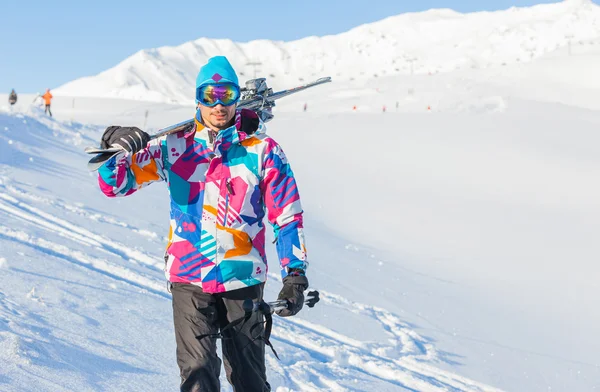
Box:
[305, 290, 320, 308]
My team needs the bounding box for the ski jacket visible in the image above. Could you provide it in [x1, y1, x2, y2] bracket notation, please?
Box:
[9, 91, 17, 104]
[42, 91, 52, 105]
[98, 109, 308, 293]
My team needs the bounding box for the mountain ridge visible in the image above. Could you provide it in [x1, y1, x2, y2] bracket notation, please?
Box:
[56, 0, 600, 103]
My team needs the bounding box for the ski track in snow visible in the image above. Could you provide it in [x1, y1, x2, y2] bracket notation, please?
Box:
[0, 116, 501, 391]
[0, 181, 165, 263]
[8, 182, 163, 240]
[0, 181, 168, 299]
[266, 272, 500, 392]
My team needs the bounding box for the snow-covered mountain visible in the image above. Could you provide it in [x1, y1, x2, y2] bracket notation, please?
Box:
[4, 32, 600, 388]
[56, 0, 600, 104]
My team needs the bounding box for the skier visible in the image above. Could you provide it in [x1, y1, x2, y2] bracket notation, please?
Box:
[42, 88, 53, 116]
[8, 89, 17, 106]
[96, 56, 309, 392]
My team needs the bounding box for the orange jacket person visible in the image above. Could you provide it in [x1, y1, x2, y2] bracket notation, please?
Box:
[42, 89, 53, 117]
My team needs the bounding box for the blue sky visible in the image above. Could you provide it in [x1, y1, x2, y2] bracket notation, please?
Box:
[0, 0, 591, 93]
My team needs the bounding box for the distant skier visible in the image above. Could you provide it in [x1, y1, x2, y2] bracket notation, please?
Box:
[8, 89, 17, 106]
[95, 56, 309, 391]
[42, 88, 53, 116]
[303, 102, 307, 112]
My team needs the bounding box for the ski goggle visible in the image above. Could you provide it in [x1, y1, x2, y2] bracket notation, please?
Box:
[196, 83, 241, 107]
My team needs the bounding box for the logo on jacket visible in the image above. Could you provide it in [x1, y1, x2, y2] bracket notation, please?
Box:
[182, 222, 197, 232]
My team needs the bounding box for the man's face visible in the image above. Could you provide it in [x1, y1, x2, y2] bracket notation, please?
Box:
[198, 103, 236, 131]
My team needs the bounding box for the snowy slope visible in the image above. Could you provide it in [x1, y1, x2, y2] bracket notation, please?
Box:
[2, 53, 600, 391]
[55, 0, 600, 104]
[0, 110, 508, 391]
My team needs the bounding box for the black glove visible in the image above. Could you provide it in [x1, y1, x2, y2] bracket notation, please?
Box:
[276, 272, 309, 317]
[101, 126, 150, 153]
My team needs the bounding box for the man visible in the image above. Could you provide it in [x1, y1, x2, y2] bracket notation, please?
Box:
[97, 56, 309, 392]
[9, 89, 17, 106]
[42, 88, 53, 116]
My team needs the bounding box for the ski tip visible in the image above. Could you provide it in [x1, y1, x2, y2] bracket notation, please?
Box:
[84, 146, 123, 154]
[87, 151, 121, 171]
[84, 146, 100, 153]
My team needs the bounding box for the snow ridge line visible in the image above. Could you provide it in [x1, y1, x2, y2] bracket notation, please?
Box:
[0, 186, 163, 270]
[1, 180, 164, 239]
[0, 226, 168, 299]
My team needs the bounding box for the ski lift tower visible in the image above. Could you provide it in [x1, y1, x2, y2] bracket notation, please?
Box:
[246, 61, 262, 79]
[406, 57, 417, 75]
[566, 34, 575, 56]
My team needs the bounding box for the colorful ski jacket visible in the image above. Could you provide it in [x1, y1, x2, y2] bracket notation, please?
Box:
[98, 109, 308, 293]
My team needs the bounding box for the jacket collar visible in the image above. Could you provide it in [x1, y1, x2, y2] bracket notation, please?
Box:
[188, 109, 266, 155]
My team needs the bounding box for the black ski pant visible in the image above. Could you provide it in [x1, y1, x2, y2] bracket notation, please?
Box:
[171, 282, 271, 392]
[45, 104, 52, 117]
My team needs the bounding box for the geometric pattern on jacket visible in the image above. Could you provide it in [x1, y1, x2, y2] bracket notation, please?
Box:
[98, 109, 308, 293]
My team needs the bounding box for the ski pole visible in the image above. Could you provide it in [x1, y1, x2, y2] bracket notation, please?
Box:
[243, 290, 320, 315]
[198, 290, 320, 359]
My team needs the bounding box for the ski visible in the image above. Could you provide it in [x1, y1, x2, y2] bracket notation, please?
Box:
[85, 77, 331, 171]
[84, 146, 123, 154]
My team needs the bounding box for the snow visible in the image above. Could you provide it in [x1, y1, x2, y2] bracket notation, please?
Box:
[1, 2, 600, 391]
[54, 0, 600, 105]
[0, 108, 508, 392]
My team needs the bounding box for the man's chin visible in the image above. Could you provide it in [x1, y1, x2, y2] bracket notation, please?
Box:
[207, 119, 232, 130]
[212, 117, 228, 125]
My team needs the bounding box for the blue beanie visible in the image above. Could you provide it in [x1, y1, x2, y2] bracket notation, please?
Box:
[196, 56, 239, 91]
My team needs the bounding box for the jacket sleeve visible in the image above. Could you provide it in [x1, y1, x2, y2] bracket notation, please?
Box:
[98, 137, 167, 197]
[260, 139, 308, 277]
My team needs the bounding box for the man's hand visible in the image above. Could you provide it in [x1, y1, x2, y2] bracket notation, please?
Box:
[276, 272, 309, 317]
[101, 126, 150, 153]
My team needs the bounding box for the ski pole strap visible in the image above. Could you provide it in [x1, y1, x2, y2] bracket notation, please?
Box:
[195, 311, 251, 341]
[196, 291, 320, 359]
[257, 300, 279, 360]
[242, 300, 279, 360]
[195, 300, 280, 359]
[260, 309, 280, 360]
